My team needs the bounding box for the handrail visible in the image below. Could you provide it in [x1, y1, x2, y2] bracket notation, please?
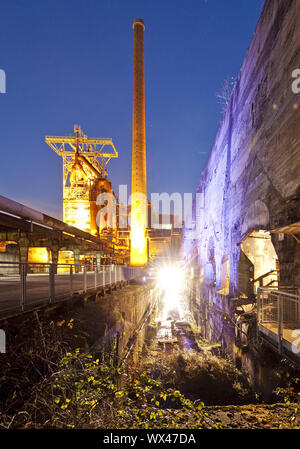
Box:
[0, 262, 144, 318]
[252, 269, 278, 284]
[259, 288, 300, 301]
[257, 287, 300, 357]
[0, 260, 123, 267]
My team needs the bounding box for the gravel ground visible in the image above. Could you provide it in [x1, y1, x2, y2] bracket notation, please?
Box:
[202, 403, 299, 429]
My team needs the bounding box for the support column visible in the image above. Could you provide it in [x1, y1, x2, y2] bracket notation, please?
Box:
[50, 246, 59, 274]
[96, 251, 102, 268]
[18, 234, 29, 274]
[18, 234, 29, 263]
[48, 240, 60, 274]
[73, 249, 80, 273]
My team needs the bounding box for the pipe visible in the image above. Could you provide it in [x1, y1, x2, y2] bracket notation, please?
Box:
[77, 154, 102, 178]
[70, 153, 88, 183]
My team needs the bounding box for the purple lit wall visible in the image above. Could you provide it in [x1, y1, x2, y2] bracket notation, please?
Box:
[183, 0, 300, 345]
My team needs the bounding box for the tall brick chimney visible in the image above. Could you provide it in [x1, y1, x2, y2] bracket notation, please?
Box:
[130, 18, 148, 266]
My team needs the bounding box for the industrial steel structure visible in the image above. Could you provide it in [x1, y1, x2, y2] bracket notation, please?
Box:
[0, 194, 115, 269]
[46, 125, 118, 236]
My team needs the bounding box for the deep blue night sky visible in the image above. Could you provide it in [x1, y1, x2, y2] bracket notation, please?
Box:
[0, 0, 265, 218]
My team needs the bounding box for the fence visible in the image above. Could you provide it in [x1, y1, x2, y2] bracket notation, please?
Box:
[0, 261, 143, 317]
[257, 287, 300, 358]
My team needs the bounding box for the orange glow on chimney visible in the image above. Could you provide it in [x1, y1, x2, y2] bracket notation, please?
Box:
[130, 18, 148, 266]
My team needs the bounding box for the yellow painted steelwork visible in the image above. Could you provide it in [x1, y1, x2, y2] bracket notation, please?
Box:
[45, 125, 118, 234]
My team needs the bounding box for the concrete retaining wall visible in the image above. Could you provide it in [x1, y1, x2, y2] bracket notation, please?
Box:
[183, 0, 300, 359]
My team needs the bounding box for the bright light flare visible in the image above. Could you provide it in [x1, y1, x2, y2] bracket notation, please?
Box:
[130, 220, 147, 266]
[157, 265, 186, 319]
[158, 266, 185, 292]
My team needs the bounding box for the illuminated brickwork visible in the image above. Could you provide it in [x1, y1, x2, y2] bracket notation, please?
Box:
[130, 18, 148, 266]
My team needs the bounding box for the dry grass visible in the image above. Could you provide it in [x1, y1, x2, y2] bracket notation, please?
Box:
[142, 349, 256, 405]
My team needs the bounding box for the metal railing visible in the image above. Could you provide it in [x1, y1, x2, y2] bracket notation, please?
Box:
[257, 287, 300, 356]
[258, 285, 300, 294]
[0, 261, 143, 318]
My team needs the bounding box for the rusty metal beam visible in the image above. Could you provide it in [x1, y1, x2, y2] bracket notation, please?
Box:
[271, 221, 300, 234]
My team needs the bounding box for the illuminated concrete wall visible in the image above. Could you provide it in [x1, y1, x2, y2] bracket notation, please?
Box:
[240, 231, 278, 292]
[184, 0, 300, 343]
[28, 247, 51, 263]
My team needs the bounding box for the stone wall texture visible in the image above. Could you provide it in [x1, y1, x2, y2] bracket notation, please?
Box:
[183, 0, 300, 345]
